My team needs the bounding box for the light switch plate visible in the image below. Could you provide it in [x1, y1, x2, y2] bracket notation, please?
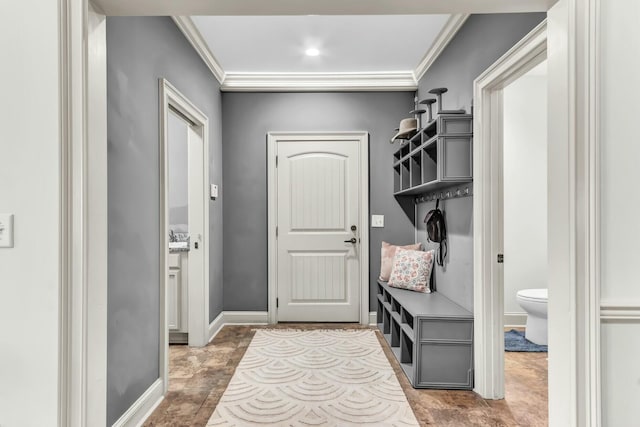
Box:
[0, 214, 14, 248]
[210, 184, 219, 199]
[371, 214, 385, 228]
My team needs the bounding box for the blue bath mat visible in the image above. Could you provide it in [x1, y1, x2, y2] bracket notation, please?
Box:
[505, 329, 548, 352]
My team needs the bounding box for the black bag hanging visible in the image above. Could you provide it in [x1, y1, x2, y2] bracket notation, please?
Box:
[424, 199, 448, 266]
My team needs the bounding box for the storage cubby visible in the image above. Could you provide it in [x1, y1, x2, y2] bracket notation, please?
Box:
[401, 308, 414, 330]
[393, 164, 401, 193]
[393, 114, 473, 196]
[376, 280, 474, 389]
[391, 316, 401, 347]
[410, 152, 422, 187]
[392, 298, 401, 314]
[400, 143, 410, 158]
[400, 159, 411, 191]
[421, 142, 438, 184]
[410, 132, 422, 151]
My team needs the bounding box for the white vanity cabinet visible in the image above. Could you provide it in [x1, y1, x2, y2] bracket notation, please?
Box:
[168, 252, 189, 342]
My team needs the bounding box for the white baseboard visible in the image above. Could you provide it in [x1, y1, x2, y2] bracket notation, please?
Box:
[112, 378, 164, 427]
[504, 312, 527, 328]
[369, 311, 377, 326]
[223, 311, 269, 324]
[208, 311, 225, 343]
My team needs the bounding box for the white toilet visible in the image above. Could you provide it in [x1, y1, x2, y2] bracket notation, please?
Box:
[516, 288, 548, 345]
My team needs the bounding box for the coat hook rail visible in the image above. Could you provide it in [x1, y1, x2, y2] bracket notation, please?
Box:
[414, 184, 473, 204]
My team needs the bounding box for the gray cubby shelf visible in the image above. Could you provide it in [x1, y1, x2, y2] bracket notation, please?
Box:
[393, 113, 473, 197]
[376, 280, 474, 389]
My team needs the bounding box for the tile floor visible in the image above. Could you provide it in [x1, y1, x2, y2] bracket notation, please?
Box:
[143, 324, 548, 426]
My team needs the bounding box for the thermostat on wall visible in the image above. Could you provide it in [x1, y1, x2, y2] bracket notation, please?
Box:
[0, 214, 14, 248]
[210, 184, 219, 199]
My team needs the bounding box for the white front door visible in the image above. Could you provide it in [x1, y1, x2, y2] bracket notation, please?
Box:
[275, 138, 362, 322]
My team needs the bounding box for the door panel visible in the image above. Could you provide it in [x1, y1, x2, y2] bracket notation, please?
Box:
[289, 252, 347, 302]
[289, 154, 346, 231]
[277, 140, 360, 322]
[168, 269, 181, 330]
[187, 126, 204, 340]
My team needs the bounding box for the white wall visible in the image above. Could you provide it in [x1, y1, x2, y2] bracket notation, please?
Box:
[0, 1, 61, 425]
[600, 1, 640, 424]
[502, 65, 548, 326]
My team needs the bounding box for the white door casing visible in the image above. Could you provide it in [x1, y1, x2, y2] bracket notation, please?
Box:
[268, 132, 369, 324]
[61, 2, 600, 426]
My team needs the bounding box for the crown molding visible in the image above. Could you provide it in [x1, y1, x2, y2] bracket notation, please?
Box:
[172, 13, 469, 92]
[414, 14, 470, 82]
[221, 72, 418, 92]
[172, 16, 225, 84]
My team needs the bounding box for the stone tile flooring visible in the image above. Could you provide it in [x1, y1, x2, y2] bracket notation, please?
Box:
[144, 324, 548, 426]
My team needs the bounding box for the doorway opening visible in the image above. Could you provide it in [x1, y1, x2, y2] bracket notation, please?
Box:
[501, 58, 549, 422]
[159, 79, 211, 392]
[472, 20, 547, 402]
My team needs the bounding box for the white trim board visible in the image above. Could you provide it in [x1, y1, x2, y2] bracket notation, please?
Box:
[222, 72, 417, 92]
[96, 1, 550, 17]
[546, 0, 602, 424]
[504, 313, 527, 328]
[369, 312, 377, 326]
[223, 311, 269, 325]
[59, 2, 108, 426]
[267, 132, 370, 325]
[208, 311, 225, 342]
[111, 379, 164, 427]
[600, 302, 640, 321]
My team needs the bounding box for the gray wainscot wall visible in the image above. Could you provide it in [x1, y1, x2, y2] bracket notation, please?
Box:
[106, 17, 223, 425]
[221, 92, 416, 312]
[415, 13, 546, 311]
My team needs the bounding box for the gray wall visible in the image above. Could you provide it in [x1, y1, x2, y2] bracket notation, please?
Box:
[416, 13, 546, 311]
[221, 92, 416, 311]
[106, 16, 223, 425]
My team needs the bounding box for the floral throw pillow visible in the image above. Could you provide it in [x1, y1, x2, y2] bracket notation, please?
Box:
[379, 241, 422, 281]
[388, 248, 435, 293]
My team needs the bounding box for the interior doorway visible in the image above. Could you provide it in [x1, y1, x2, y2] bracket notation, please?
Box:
[63, 1, 599, 425]
[159, 79, 211, 392]
[472, 20, 547, 400]
[501, 58, 549, 423]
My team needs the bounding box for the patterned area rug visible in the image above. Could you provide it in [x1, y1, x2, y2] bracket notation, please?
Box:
[207, 329, 419, 426]
[505, 329, 548, 352]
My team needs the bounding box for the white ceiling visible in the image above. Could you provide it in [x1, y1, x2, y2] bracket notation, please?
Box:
[191, 15, 451, 74]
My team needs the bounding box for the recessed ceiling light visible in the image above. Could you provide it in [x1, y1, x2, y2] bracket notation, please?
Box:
[305, 48, 320, 57]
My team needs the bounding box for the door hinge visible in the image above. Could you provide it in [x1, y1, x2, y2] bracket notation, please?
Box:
[276, 226, 278, 238]
[497, 254, 504, 263]
[275, 155, 278, 167]
[276, 298, 279, 308]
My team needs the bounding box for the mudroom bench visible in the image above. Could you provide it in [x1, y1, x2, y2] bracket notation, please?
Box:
[376, 280, 474, 389]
